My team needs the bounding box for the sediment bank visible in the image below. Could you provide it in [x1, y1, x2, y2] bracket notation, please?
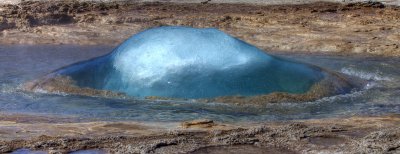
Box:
[0, 1, 399, 56]
[0, 113, 399, 153]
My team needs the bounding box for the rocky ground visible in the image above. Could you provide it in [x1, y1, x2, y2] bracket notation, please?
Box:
[1, 1, 400, 153]
[0, 113, 399, 153]
[0, 0, 399, 56]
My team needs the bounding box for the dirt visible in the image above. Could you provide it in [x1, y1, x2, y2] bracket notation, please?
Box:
[0, 114, 399, 154]
[181, 119, 216, 129]
[0, 1, 399, 56]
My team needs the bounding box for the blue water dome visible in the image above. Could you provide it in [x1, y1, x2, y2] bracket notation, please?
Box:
[54, 26, 327, 99]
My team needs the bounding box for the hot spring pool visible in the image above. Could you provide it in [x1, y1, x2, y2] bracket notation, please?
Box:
[0, 45, 399, 122]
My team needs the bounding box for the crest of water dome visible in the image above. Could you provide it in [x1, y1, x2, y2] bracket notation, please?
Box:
[48, 26, 329, 99]
[112, 27, 271, 86]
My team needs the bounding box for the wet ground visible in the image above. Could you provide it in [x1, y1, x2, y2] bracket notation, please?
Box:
[0, 45, 399, 153]
[0, 114, 399, 153]
[0, 1, 399, 56]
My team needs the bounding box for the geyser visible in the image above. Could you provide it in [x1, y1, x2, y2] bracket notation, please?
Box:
[27, 26, 354, 102]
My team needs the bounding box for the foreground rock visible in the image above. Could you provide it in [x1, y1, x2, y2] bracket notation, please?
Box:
[0, 1, 399, 56]
[0, 113, 399, 153]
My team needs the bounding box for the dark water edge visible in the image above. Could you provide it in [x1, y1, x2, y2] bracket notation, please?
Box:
[191, 145, 296, 154]
[0, 45, 399, 122]
[10, 148, 106, 154]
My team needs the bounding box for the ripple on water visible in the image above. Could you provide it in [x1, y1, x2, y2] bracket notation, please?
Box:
[11, 149, 46, 154]
[0, 45, 399, 122]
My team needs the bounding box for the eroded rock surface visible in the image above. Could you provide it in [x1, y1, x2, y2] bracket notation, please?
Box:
[0, 1, 399, 56]
[0, 114, 399, 154]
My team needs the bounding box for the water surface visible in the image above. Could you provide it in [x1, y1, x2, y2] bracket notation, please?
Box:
[0, 45, 399, 122]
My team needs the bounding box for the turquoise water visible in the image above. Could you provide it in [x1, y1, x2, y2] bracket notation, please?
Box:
[0, 45, 399, 122]
[56, 27, 325, 99]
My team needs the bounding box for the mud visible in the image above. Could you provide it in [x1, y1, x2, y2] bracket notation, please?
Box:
[0, 114, 399, 153]
[0, 1, 399, 56]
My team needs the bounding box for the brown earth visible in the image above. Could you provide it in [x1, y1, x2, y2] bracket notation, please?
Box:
[0, 1, 399, 56]
[0, 113, 399, 153]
